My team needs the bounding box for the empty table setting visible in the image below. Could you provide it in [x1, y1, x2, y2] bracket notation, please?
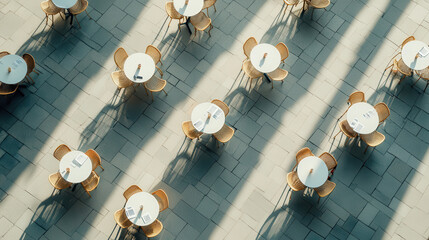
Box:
[250, 43, 281, 83]
[346, 102, 379, 135]
[59, 150, 92, 188]
[125, 192, 160, 226]
[123, 53, 156, 83]
[297, 155, 329, 188]
[173, 0, 204, 33]
[191, 102, 225, 134]
[402, 40, 429, 71]
[0, 54, 27, 85]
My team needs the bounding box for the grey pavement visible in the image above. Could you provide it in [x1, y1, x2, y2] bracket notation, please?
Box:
[1, 0, 429, 239]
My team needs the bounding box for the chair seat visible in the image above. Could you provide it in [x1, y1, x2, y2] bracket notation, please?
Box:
[166, 2, 184, 20]
[111, 71, 134, 89]
[190, 12, 211, 30]
[203, 0, 216, 9]
[0, 83, 19, 95]
[41, 0, 62, 15]
[243, 60, 263, 79]
[416, 67, 429, 80]
[182, 121, 203, 139]
[144, 76, 167, 92]
[267, 68, 288, 81]
[361, 131, 385, 147]
[314, 180, 335, 197]
[396, 58, 412, 75]
[307, 0, 330, 8]
[339, 120, 357, 138]
[287, 171, 305, 191]
[69, 0, 88, 15]
[213, 124, 234, 143]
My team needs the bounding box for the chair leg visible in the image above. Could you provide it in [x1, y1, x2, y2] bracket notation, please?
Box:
[156, 66, 163, 77]
[284, 4, 288, 13]
[271, 81, 274, 89]
[33, 69, 40, 75]
[333, 130, 341, 139]
[317, 196, 320, 204]
[424, 82, 429, 92]
[398, 74, 406, 84]
[75, 15, 81, 28]
[45, 14, 48, 25]
[345, 137, 350, 144]
[384, 63, 394, 71]
[100, 165, 104, 171]
[208, 24, 212, 37]
[364, 145, 369, 154]
[413, 76, 421, 86]
[168, 18, 172, 26]
[311, 7, 315, 20]
[85, 10, 92, 19]
[206, 8, 209, 17]
[28, 75, 34, 84]
[213, 4, 216, 11]
[151, 91, 154, 102]
[159, 60, 163, 66]
[144, 85, 149, 96]
[337, 107, 349, 120]
[162, 89, 168, 96]
[51, 15, 54, 25]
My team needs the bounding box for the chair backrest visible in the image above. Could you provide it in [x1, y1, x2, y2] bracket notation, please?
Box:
[243, 60, 262, 78]
[145, 45, 161, 64]
[49, 172, 71, 190]
[53, 144, 71, 161]
[362, 131, 385, 146]
[287, 171, 305, 191]
[114, 47, 128, 70]
[295, 147, 314, 163]
[165, 1, 182, 19]
[22, 53, 36, 75]
[243, 37, 258, 59]
[114, 208, 133, 228]
[315, 180, 336, 197]
[182, 121, 202, 139]
[374, 102, 390, 123]
[0, 84, 20, 95]
[275, 42, 289, 61]
[319, 152, 337, 170]
[0, 51, 10, 58]
[401, 36, 415, 49]
[85, 149, 101, 171]
[82, 171, 100, 191]
[152, 189, 169, 212]
[142, 219, 163, 238]
[348, 91, 365, 105]
[123, 185, 143, 201]
[416, 67, 429, 80]
[211, 99, 229, 116]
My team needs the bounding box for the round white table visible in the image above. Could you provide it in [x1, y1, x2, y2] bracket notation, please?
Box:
[402, 40, 429, 71]
[297, 156, 329, 188]
[125, 192, 159, 226]
[191, 102, 225, 134]
[346, 102, 379, 135]
[59, 151, 93, 183]
[0, 55, 27, 85]
[173, 0, 204, 17]
[250, 43, 281, 73]
[52, 0, 77, 9]
[123, 53, 156, 83]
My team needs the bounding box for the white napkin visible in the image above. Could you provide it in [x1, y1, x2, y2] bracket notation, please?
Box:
[73, 154, 88, 167]
[212, 109, 222, 120]
[350, 118, 359, 128]
[207, 105, 218, 115]
[126, 206, 136, 219]
[194, 120, 204, 131]
[142, 213, 152, 224]
[354, 123, 364, 132]
[419, 46, 429, 57]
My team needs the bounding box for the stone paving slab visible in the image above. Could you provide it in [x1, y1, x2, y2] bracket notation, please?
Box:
[1, 0, 429, 239]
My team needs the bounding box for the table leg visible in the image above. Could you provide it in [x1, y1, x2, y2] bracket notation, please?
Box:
[263, 73, 272, 83]
[72, 184, 77, 191]
[180, 17, 192, 34]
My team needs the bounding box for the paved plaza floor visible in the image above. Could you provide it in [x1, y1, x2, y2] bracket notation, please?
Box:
[1, 0, 429, 239]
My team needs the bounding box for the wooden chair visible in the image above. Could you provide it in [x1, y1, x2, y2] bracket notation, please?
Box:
[293, 147, 314, 170]
[85, 149, 104, 171]
[0, 51, 10, 58]
[213, 124, 235, 147]
[114, 47, 128, 70]
[385, 58, 412, 84]
[374, 102, 390, 124]
[123, 185, 143, 202]
[0, 84, 20, 97]
[304, 0, 330, 19]
[286, 171, 305, 199]
[243, 37, 258, 62]
[190, 12, 213, 37]
[319, 152, 337, 178]
[81, 171, 100, 197]
[202, 0, 217, 17]
[391, 36, 415, 60]
[152, 189, 169, 212]
[40, 0, 63, 26]
[267, 68, 288, 89]
[182, 121, 203, 140]
[242, 60, 263, 88]
[333, 120, 358, 144]
[114, 208, 133, 229]
[413, 67, 429, 92]
[145, 45, 163, 77]
[22, 53, 40, 84]
[49, 172, 72, 190]
[165, 1, 184, 29]
[143, 76, 167, 102]
[314, 180, 335, 203]
[211, 99, 229, 116]
[283, 0, 300, 12]
[361, 131, 385, 154]
[111, 71, 134, 89]
[275, 42, 289, 63]
[53, 144, 71, 161]
[69, 0, 92, 28]
[141, 219, 163, 238]
[338, 91, 365, 120]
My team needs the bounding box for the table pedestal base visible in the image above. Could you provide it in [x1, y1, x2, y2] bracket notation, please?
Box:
[263, 73, 272, 83]
[180, 17, 192, 34]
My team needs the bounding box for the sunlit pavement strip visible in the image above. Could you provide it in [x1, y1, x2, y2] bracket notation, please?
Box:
[1, 0, 429, 239]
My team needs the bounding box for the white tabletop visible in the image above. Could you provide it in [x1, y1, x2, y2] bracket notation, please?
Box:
[346, 102, 379, 135]
[123, 53, 156, 83]
[173, 0, 204, 17]
[0, 55, 27, 85]
[125, 192, 160, 226]
[52, 0, 78, 9]
[250, 43, 281, 73]
[402, 40, 429, 70]
[59, 151, 93, 184]
[297, 156, 329, 188]
[191, 102, 225, 134]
